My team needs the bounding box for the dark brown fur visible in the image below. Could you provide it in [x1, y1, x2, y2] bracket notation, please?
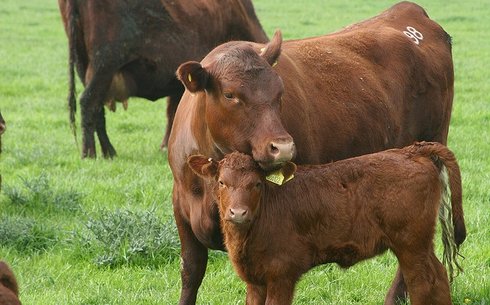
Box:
[58, 0, 268, 158]
[0, 262, 21, 305]
[189, 142, 465, 305]
[168, 2, 456, 304]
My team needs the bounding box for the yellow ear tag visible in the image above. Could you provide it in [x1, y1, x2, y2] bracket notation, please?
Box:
[265, 169, 294, 185]
[272, 61, 278, 67]
[188, 73, 192, 82]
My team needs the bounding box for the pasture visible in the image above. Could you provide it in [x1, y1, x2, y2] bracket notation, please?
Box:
[0, 0, 488, 304]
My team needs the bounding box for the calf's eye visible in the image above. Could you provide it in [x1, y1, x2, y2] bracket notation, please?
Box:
[223, 92, 234, 100]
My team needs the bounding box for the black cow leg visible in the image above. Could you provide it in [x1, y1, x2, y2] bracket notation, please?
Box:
[80, 95, 97, 159]
[161, 93, 182, 149]
[95, 106, 117, 158]
[79, 70, 114, 159]
[384, 267, 408, 305]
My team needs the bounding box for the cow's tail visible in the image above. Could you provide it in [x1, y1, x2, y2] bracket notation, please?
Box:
[66, 0, 78, 142]
[410, 141, 466, 282]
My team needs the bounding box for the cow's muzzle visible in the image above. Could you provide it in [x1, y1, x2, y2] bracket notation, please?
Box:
[256, 139, 296, 170]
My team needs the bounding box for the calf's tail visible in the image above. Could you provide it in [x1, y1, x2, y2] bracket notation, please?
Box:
[410, 141, 466, 282]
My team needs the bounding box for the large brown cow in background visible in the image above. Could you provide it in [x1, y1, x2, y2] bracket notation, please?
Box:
[168, 2, 455, 305]
[58, 0, 268, 158]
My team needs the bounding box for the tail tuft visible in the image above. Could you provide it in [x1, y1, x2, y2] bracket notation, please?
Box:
[439, 165, 464, 282]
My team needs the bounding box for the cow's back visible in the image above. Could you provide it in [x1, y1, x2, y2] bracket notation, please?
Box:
[277, 1, 453, 164]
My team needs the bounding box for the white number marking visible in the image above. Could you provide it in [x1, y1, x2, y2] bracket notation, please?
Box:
[403, 26, 424, 45]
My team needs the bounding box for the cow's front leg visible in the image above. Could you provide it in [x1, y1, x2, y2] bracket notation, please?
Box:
[175, 212, 209, 305]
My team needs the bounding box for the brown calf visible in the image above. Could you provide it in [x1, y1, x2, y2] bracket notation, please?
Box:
[0, 261, 21, 305]
[188, 142, 465, 305]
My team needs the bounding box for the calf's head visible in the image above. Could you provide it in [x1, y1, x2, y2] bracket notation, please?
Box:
[187, 152, 296, 226]
[177, 30, 295, 170]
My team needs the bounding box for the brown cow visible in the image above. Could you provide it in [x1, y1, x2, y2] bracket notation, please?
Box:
[168, 2, 455, 304]
[58, 0, 268, 158]
[0, 111, 5, 191]
[188, 142, 465, 305]
[0, 261, 21, 305]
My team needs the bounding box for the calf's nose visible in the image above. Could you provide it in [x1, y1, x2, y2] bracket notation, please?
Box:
[229, 208, 249, 224]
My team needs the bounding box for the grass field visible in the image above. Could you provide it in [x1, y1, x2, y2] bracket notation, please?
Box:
[0, 0, 488, 304]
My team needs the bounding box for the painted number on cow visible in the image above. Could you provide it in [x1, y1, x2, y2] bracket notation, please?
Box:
[403, 26, 423, 45]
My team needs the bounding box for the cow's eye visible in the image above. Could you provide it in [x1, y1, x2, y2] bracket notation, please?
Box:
[255, 181, 262, 188]
[223, 92, 234, 100]
[219, 180, 225, 187]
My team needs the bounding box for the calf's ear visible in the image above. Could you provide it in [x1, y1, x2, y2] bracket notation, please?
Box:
[260, 30, 282, 66]
[177, 61, 209, 93]
[281, 161, 297, 182]
[187, 155, 218, 178]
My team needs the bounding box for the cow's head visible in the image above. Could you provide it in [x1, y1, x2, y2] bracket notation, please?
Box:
[187, 152, 296, 226]
[177, 30, 295, 170]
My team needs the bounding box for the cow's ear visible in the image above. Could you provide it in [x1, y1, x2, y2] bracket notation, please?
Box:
[177, 61, 209, 93]
[260, 30, 282, 66]
[187, 155, 218, 178]
[281, 161, 297, 182]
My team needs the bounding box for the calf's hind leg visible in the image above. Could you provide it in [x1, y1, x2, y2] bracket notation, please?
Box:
[398, 252, 452, 305]
[384, 267, 408, 305]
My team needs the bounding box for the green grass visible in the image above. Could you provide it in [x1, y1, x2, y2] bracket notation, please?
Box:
[0, 0, 488, 304]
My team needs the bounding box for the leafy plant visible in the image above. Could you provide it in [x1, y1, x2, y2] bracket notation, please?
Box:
[76, 208, 180, 267]
[3, 173, 82, 213]
[0, 216, 58, 252]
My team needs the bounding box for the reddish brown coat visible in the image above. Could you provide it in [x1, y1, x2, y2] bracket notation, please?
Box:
[188, 142, 465, 305]
[0, 262, 21, 305]
[168, 2, 455, 304]
[58, 0, 268, 158]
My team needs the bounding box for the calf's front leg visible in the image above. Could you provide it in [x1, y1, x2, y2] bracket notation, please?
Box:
[246, 283, 266, 305]
[265, 279, 296, 305]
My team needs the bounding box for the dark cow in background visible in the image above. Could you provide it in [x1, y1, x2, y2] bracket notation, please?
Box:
[168, 2, 455, 304]
[188, 142, 465, 305]
[0, 112, 5, 153]
[0, 261, 21, 305]
[0, 112, 5, 191]
[58, 0, 268, 158]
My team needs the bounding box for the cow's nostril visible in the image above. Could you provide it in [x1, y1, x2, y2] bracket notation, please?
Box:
[270, 143, 279, 155]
